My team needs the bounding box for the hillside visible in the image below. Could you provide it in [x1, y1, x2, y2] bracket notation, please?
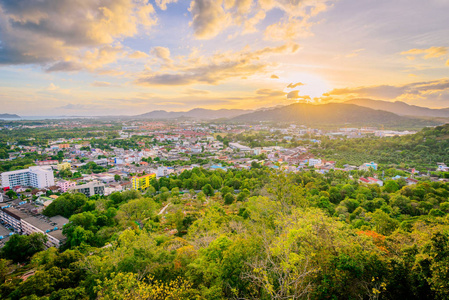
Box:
[231, 102, 439, 128]
[345, 98, 449, 117]
[136, 108, 251, 120]
[0, 113, 20, 119]
[316, 123, 449, 168]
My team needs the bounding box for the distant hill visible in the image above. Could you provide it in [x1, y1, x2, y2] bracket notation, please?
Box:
[345, 98, 449, 118]
[0, 113, 20, 119]
[136, 108, 252, 120]
[231, 103, 440, 128]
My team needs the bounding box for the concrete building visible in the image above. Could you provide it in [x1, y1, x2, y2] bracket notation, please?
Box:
[132, 173, 155, 190]
[57, 180, 76, 193]
[229, 143, 251, 152]
[21, 215, 68, 248]
[308, 158, 322, 167]
[1, 167, 55, 189]
[69, 181, 105, 197]
[0, 205, 27, 232]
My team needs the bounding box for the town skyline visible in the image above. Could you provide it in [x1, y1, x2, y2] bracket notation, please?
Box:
[1, 0, 449, 116]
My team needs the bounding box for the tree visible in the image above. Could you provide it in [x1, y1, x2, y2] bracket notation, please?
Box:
[114, 174, 121, 182]
[6, 190, 17, 199]
[384, 180, 399, 193]
[1, 233, 47, 262]
[202, 184, 214, 197]
[43, 193, 88, 218]
[224, 193, 235, 205]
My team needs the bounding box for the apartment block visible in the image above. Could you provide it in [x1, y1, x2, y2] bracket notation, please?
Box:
[1, 167, 55, 189]
[132, 173, 155, 190]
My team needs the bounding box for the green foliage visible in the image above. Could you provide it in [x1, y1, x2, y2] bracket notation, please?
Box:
[1, 233, 47, 263]
[43, 193, 88, 218]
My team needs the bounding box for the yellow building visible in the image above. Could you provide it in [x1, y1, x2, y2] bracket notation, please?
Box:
[57, 162, 71, 171]
[131, 173, 155, 190]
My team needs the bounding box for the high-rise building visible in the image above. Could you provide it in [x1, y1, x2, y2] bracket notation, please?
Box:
[1, 167, 55, 189]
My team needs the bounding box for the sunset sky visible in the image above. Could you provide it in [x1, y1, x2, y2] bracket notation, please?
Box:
[1, 0, 448, 116]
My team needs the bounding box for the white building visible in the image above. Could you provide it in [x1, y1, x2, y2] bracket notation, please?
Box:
[229, 143, 251, 152]
[308, 158, 322, 167]
[1, 167, 55, 189]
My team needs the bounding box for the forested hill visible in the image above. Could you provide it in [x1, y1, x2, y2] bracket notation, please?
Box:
[316, 123, 449, 169]
[230, 102, 440, 128]
[3, 167, 449, 299]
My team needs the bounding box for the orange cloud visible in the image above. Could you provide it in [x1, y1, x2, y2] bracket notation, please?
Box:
[401, 46, 448, 59]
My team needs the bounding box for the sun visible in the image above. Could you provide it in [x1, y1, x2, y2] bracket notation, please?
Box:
[282, 72, 330, 101]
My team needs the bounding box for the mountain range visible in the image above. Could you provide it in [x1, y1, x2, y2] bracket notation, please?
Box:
[345, 98, 449, 118]
[136, 108, 251, 120]
[230, 102, 440, 127]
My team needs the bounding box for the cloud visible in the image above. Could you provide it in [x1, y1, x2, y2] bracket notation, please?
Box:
[128, 51, 149, 59]
[150, 46, 173, 66]
[287, 82, 304, 89]
[58, 103, 87, 110]
[265, 17, 313, 41]
[327, 78, 449, 104]
[183, 88, 211, 95]
[401, 46, 448, 59]
[136, 43, 299, 86]
[0, 0, 157, 70]
[346, 48, 365, 58]
[256, 89, 285, 97]
[188, 0, 334, 40]
[91, 81, 111, 87]
[47, 83, 59, 91]
[271, 74, 279, 79]
[155, 0, 179, 10]
[286, 90, 311, 101]
[189, 0, 229, 39]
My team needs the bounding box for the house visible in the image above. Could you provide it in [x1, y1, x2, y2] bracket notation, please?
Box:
[359, 162, 378, 171]
[405, 178, 418, 186]
[367, 177, 384, 186]
[358, 177, 370, 184]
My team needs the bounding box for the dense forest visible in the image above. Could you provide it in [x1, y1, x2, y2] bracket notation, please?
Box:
[315, 124, 449, 170]
[2, 166, 449, 299]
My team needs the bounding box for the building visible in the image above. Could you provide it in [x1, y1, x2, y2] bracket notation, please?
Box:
[367, 177, 384, 186]
[57, 180, 76, 192]
[359, 162, 378, 171]
[229, 143, 252, 152]
[36, 160, 59, 166]
[0, 224, 13, 248]
[69, 181, 105, 197]
[21, 215, 68, 248]
[132, 174, 155, 190]
[1, 167, 55, 189]
[308, 158, 322, 167]
[0, 206, 28, 232]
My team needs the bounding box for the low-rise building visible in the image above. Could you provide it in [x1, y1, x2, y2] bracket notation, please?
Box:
[57, 180, 76, 192]
[69, 181, 105, 197]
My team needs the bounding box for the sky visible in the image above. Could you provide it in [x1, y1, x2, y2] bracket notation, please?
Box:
[0, 0, 449, 116]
